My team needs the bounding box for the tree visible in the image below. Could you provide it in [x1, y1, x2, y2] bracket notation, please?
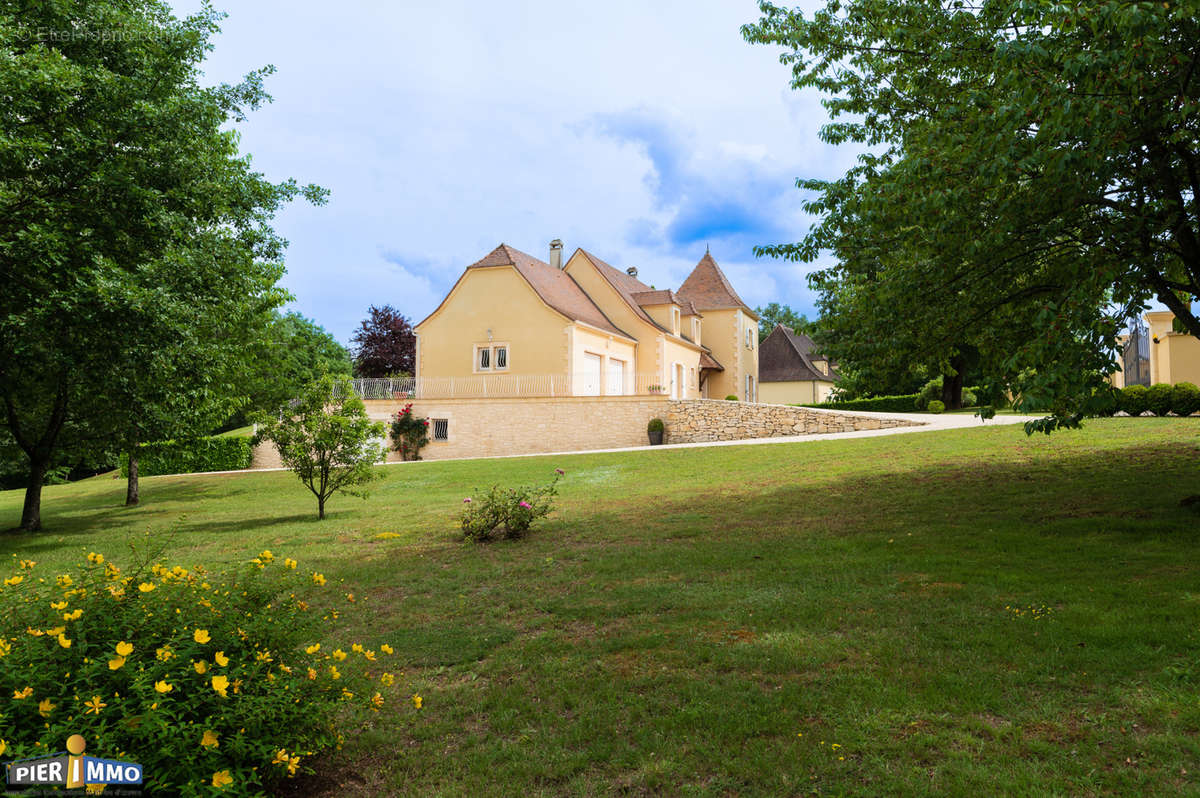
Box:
[754, 303, 817, 342]
[236, 312, 353, 423]
[744, 0, 1200, 429]
[351, 306, 416, 378]
[0, 2, 324, 530]
[255, 376, 385, 520]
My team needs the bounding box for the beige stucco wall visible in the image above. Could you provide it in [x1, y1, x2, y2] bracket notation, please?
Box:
[759, 380, 836, 406]
[699, 309, 758, 400]
[1146, 311, 1200, 385]
[665, 399, 918, 443]
[416, 266, 570, 382]
[358, 396, 670, 460]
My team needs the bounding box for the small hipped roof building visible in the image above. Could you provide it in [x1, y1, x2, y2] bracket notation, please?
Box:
[758, 324, 838, 405]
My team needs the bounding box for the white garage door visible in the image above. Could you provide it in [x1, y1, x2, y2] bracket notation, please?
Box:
[579, 352, 602, 396]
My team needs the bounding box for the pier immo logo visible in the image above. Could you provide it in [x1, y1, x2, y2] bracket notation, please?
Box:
[5, 734, 143, 790]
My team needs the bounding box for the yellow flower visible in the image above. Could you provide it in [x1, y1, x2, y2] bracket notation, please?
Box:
[307, 668, 317, 681]
[331, 648, 347, 661]
[412, 694, 423, 710]
[63, 609, 83, 621]
[138, 582, 156, 593]
[259, 550, 274, 563]
[371, 692, 384, 711]
[284, 558, 297, 570]
[212, 770, 233, 789]
[351, 643, 363, 653]
[340, 688, 354, 700]
[329, 665, 341, 680]
[364, 650, 377, 661]
[156, 645, 174, 661]
[115, 641, 133, 657]
[13, 686, 33, 699]
[287, 755, 300, 776]
[380, 672, 395, 686]
[312, 572, 326, 586]
[211, 675, 229, 698]
[87, 552, 105, 565]
[19, 559, 35, 569]
[25, 627, 43, 636]
[305, 643, 321, 654]
[0, 739, 5, 757]
[193, 660, 209, 674]
[38, 698, 55, 717]
[201, 730, 219, 749]
[193, 629, 211, 644]
[380, 644, 394, 655]
[56, 574, 73, 588]
[84, 696, 106, 715]
[4, 575, 23, 587]
[46, 626, 64, 637]
[57, 633, 72, 649]
[108, 656, 126, 671]
[50, 600, 68, 610]
[214, 651, 228, 667]
[154, 680, 174, 694]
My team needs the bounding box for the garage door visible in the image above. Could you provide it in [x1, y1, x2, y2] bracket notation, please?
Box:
[579, 352, 602, 396]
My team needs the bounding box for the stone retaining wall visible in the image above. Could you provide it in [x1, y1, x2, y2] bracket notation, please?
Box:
[665, 399, 920, 443]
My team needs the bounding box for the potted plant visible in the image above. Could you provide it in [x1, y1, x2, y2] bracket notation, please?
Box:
[647, 384, 666, 395]
[647, 418, 665, 446]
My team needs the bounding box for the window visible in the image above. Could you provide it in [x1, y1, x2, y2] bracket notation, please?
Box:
[672, 308, 680, 334]
[475, 344, 509, 372]
[432, 419, 449, 441]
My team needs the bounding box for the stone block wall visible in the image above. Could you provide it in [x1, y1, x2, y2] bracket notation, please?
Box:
[665, 399, 919, 443]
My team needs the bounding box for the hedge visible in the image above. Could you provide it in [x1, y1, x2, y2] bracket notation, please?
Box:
[120, 435, 253, 477]
[798, 393, 920, 413]
[1112, 382, 1200, 416]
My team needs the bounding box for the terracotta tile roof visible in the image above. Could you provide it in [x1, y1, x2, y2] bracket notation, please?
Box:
[676, 252, 758, 319]
[699, 350, 724, 371]
[575, 249, 670, 333]
[466, 244, 634, 340]
[759, 324, 838, 382]
[630, 289, 678, 306]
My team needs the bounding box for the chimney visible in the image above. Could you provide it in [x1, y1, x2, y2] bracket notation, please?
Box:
[626, 266, 638, 277]
[549, 239, 563, 269]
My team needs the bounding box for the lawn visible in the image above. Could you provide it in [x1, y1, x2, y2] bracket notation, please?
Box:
[3, 419, 1200, 796]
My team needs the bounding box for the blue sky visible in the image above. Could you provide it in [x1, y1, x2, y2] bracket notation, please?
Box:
[171, 1, 846, 344]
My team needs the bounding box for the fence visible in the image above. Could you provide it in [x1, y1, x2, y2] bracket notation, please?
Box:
[1122, 317, 1151, 387]
[339, 374, 672, 400]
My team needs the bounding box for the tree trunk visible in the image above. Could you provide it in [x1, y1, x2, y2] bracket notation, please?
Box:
[19, 455, 49, 532]
[125, 450, 140, 506]
[318, 495, 326, 520]
[942, 355, 966, 410]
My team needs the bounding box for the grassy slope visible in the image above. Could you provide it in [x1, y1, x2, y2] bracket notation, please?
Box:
[3, 419, 1199, 796]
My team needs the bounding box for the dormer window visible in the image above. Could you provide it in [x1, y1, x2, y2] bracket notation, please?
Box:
[692, 318, 701, 345]
[672, 307, 680, 334]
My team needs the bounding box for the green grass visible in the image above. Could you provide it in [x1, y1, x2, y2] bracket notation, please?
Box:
[3, 419, 1200, 796]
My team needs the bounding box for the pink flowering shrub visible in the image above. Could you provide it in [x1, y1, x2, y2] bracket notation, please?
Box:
[460, 470, 563, 542]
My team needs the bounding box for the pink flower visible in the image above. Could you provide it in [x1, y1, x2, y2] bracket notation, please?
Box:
[555, 468, 565, 475]
[518, 501, 531, 509]
[463, 498, 472, 503]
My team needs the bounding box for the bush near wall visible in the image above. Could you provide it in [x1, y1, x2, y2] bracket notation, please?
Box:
[1113, 383, 1200, 416]
[798, 394, 920, 413]
[120, 436, 252, 477]
[1172, 382, 1200, 416]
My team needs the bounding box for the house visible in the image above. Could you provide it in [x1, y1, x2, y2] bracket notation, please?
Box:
[757, 324, 838, 405]
[413, 240, 759, 400]
[1112, 310, 1200, 388]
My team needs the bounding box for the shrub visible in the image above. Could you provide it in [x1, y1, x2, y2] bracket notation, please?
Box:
[647, 418, 664, 433]
[461, 470, 563, 542]
[961, 389, 977, 408]
[1146, 383, 1174, 416]
[914, 378, 942, 410]
[800, 394, 919, 413]
[1171, 382, 1200, 416]
[1118, 384, 1150, 415]
[0, 550, 411, 796]
[120, 436, 252, 477]
[390, 403, 429, 461]
[927, 400, 946, 414]
[724, 395, 739, 401]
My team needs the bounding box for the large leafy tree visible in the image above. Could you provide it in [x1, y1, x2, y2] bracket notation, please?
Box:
[351, 305, 416, 378]
[744, 0, 1200, 429]
[0, 2, 324, 530]
[237, 311, 353, 422]
[754, 302, 817, 341]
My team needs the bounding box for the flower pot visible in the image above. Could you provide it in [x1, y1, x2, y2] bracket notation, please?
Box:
[648, 429, 664, 446]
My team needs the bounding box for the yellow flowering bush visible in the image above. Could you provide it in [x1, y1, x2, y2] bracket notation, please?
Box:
[0, 551, 409, 796]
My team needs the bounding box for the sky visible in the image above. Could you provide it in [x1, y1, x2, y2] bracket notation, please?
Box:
[170, 1, 847, 344]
